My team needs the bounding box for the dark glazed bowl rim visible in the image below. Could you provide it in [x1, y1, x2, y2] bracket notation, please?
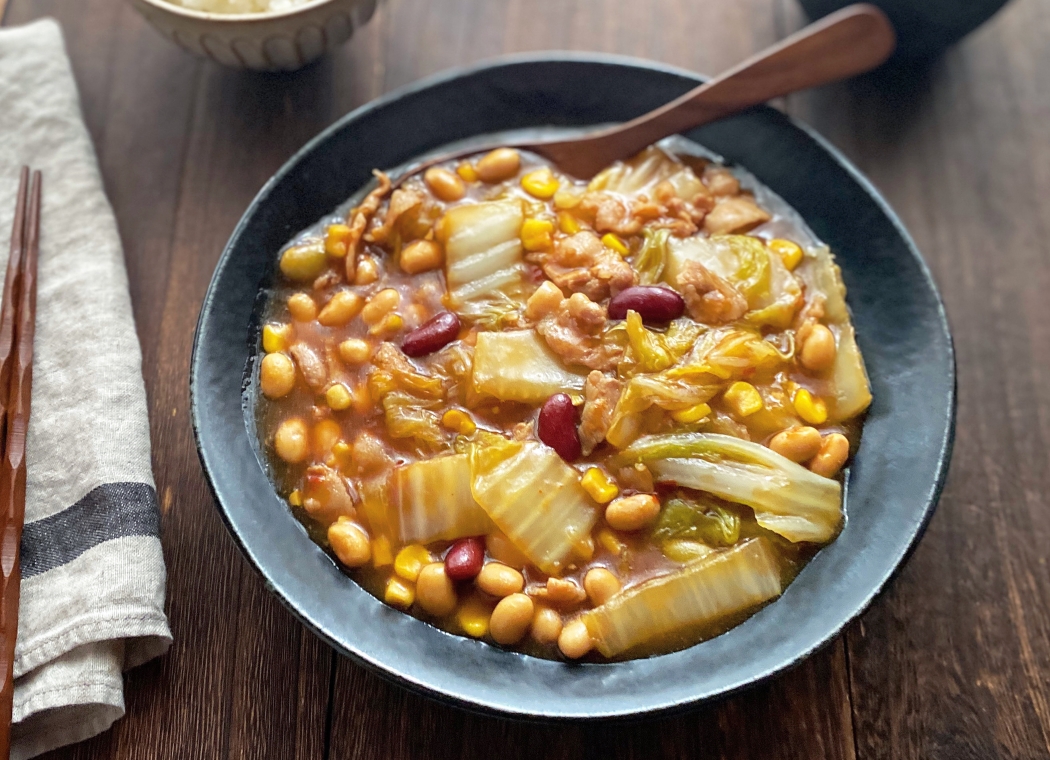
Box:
[191, 52, 956, 720]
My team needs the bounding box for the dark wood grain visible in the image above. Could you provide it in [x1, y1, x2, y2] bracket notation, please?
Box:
[786, 0, 1050, 756]
[2, 0, 1049, 757]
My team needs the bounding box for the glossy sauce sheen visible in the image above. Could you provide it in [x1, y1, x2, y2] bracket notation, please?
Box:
[254, 141, 868, 661]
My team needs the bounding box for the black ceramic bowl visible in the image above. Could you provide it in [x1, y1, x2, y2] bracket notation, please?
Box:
[191, 55, 955, 720]
[799, 0, 1010, 58]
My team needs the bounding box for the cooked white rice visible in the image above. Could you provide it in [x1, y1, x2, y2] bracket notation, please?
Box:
[166, 0, 314, 13]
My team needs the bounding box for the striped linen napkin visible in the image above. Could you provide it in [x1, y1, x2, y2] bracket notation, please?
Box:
[0, 18, 171, 759]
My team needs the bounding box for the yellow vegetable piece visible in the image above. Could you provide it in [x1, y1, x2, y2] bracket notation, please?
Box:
[456, 596, 492, 638]
[768, 238, 803, 271]
[724, 382, 764, 417]
[288, 489, 302, 507]
[331, 441, 353, 469]
[441, 409, 477, 435]
[456, 162, 479, 182]
[672, 403, 712, 424]
[581, 468, 619, 504]
[602, 233, 629, 257]
[521, 168, 559, 199]
[372, 535, 394, 567]
[574, 535, 596, 561]
[368, 312, 404, 337]
[597, 528, 625, 556]
[262, 323, 292, 353]
[384, 577, 415, 608]
[521, 218, 554, 252]
[793, 388, 828, 425]
[553, 189, 583, 209]
[394, 544, 432, 582]
[557, 211, 581, 235]
[324, 223, 352, 258]
[325, 383, 354, 411]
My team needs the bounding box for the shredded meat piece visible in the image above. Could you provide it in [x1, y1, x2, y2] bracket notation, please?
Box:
[653, 218, 700, 237]
[312, 270, 341, 291]
[647, 180, 717, 237]
[290, 342, 328, 390]
[324, 340, 346, 384]
[675, 260, 749, 324]
[529, 577, 587, 607]
[580, 192, 641, 236]
[344, 170, 392, 280]
[535, 293, 623, 371]
[302, 464, 356, 525]
[702, 167, 741, 197]
[371, 342, 415, 375]
[793, 293, 827, 346]
[703, 195, 771, 235]
[367, 186, 424, 245]
[351, 431, 393, 477]
[536, 231, 636, 302]
[579, 371, 623, 455]
[617, 463, 654, 493]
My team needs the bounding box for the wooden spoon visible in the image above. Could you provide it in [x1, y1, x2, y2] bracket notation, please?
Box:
[401, 3, 895, 180]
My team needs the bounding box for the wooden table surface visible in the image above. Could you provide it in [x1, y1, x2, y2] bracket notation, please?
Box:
[3, 0, 1050, 757]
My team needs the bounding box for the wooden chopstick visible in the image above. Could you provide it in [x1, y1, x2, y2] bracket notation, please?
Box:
[0, 168, 41, 758]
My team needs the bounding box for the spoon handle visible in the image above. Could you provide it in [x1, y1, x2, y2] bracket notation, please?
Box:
[533, 3, 895, 177]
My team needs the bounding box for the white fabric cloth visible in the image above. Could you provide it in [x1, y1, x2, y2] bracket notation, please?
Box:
[0, 18, 171, 759]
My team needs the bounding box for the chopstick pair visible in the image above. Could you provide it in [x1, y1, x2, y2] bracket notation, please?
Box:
[0, 167, 42, 759]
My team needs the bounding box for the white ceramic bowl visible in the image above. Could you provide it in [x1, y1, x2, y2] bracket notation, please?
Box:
[129, 0, 377, 71]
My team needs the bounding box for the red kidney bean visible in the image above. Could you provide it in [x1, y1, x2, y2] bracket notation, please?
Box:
[608, 286, 685, 323]
[445, 537, 485, 581]
[538, 393, 582, 462]
[401, 311, 460, 357]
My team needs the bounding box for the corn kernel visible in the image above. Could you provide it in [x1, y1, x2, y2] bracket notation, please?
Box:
[558, 211, 581, 235]
[672, 403, 712, 424]
[368, 312, 404, 336]
[769, 238, 804, 271]
[372, 536, 393, 567]
[324, 223, 352, 258]
[456, 162, 479, 182]
[441, 409, 477, 435]
[521, 218, 554, 252]
[521, 168, 559, 199]
[602, 233, 629, 256]
[574, 535, 595, 562]
[332, 441, 353, 469]
[384, 576, 415, 608]
[793, 388, 828, 425]
[724, 382, 764, 417]
[553, 189, 583, 209]
[597, 528, 625, 556]
[394, 544, 432, 582]
[288, 489, 302, 507]
[325, 383, 354, 411]
[581, 468, 619, 504]
[262, 323, 292, 353]
[456, 596, 492, 638]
